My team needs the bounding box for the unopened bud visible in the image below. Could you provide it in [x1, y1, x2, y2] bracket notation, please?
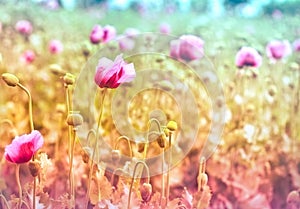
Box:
[66, 113, 83, 127]
[287, 190, 300, 204]
[137, 142, 145, 153]
[157, 133, 167, 148]
[140, 183, 152, 202]
[268, 85, 277, 97]
[49, 64, 66, 76]
[81, 150, 90, 164]
[167, 121, 177, 131]
[63, 73, 75, 85]
[111, 150, 121, 163]
[28, 161, 41, 177]
[2, 73, 19, 87]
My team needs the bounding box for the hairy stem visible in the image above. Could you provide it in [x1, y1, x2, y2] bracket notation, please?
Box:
[114, 136, 133, 157]
[127, 161, 150, 209]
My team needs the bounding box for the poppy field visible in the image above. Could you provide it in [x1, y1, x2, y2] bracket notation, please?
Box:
[0, 1, 300, 209]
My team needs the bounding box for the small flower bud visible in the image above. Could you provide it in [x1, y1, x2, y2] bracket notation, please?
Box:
[163, 128, 169, 136]
[268, 85, 277, 97]
[157, 133, 167, 148]
[197, 173, 208, 191]
[167, 121, 177, 131]
[111, 150, 121, 163]
[2, 73, 19, 87]
[49, 64, 66, 76]
[140, 183, 152, 202]
[66, 113, 83, 127]
[28, 161, 41, 177]
[287, 190, 300, 204]
[63, 73, 75, 85]
[81, 150, 90, 164]
[137, 142, 145, 153]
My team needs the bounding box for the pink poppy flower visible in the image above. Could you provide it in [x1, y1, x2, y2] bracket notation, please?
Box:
[159, 22, 171, 34]
[90, 25, 103, 44]
[266, 40, 292, 61]
[20, 50, 36, 64]
[170, 35, 205, 62]
[4, 130, 44, 164]
[235, 46, 262, 68]
[15, 20, 33, 35]
[102, 25, 117, 43]
[48, 39, 64, 54]
[94, 54, 136, 89]
[292, 39, 300, 52]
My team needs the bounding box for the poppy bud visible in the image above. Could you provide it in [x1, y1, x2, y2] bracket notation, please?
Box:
[81, 150, 90, 164]
[140, 183, 152, 202]
[66, 113, 83, 127]
[137, 142, 145, 153]
[111, 149, 121, 163]
[287, 190, 300, 204]
[167, 121, 177, 131]
[157, 133, 167, 148]
[2, 73, 19, 87]
[28, 161, 41, 177]
[268, 85, 277, 97]
[63, 73, 75, 85]
[49, 64, 66, 76]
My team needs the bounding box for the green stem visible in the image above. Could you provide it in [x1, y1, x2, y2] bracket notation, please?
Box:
[114, 136, 133, 157]
[165, 132, 172, 207]
[17, 83, 33, 132]
[110, 168, 126, 186]
[127, 161, 150, 209]
[85, 89, 106, 208]
[160, 147, 165, 208]
[16, 164, 22, 209]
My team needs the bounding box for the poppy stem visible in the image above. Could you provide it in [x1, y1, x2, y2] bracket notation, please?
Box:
[114, 136, 133, 157]
[0, 193, 11, 209]
[16, 83, 36, 209]
[16, 83, 33, 132]
[69, 127, 77, 208]
[165, 131, 172, 207]
[15, 164, 22, 209]
[85, 89, 106, 208]
[127, 161, 150, 209]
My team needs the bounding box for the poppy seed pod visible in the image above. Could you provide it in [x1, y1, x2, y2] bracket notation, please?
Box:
[167, 121, 177, 131]
[66, 113, 83, 127]
[140, 183, 152, 202]
[2, 73, 19, 87]
[111, 149, 121, 163]
[28, 161, 41, 177]
[63, 73, 75, 85]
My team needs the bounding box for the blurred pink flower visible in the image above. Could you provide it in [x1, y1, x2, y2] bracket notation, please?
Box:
[89, 25, 103, 44]
[89, 24, 116, 44]
[124, 28, 140, 38]
[159, 22, 171, 34]
[4, 130, 44, 164]
[102, 25, 117, 43]
[272, 9, 283, 20]
[170, 35, 204, 62]
[292, 39, 300, 52]
[15, 20, 33, 35]
[266, 40, 292, 61]
[118, 36, 135, 51]
[20, 50, 36, 64]
[94, 54, 136, 88]
[235, 46, 262, 68]
[48, 39, 63, 54]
